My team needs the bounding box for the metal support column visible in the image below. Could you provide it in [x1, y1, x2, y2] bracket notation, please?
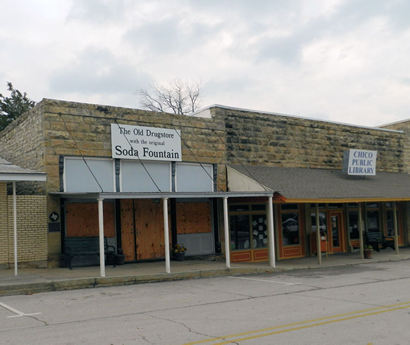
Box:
[13, 182, 18, 276]
[358, 203, 364, 259]
[98, 197, 105, 277]
[163, 198, 171, 273]
[223, 197, 231, 269]
[316, 204, 322, 265]
[393, 202, 399, 255]
[267, 196, 276, 268]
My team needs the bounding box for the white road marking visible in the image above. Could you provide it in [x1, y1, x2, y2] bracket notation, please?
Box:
[0, 302, 41, 318]
[229, 276, 299, 285]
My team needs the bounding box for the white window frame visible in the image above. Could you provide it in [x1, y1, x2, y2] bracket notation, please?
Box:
[175, 162, 214, 192]
[119, 160, 172, 192]
[63, 156, 116, 192]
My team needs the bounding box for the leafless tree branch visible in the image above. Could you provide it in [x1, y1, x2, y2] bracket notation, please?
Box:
[138, 80, 201, 115]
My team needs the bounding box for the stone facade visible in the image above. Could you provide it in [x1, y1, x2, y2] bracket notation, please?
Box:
[0, 99, 229, 263]
[0, 182, 47, 268]
[41, 99, 227, 194]
[212, 106, 405, 172]
[381, 120, 410, 174]
[378, 120, 410, 245]
[0, 99, 408, 263]
[0, 104, 45, 171]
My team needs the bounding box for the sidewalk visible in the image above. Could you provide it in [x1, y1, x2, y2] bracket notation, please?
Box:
[1, 248, 409, 296]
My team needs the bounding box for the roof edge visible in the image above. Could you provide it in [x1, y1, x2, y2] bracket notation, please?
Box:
[196, 104, 404, 134]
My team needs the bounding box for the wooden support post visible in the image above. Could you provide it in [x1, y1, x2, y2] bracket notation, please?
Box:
[267, 196, 276, 268]
[223, 197, 231, 269]
[358, 203, 364, 259]
[163, 198, 171, 273]
[316, 204, 321, 265]
[393, 202, 399, 255]
[98, 198, 105, 278]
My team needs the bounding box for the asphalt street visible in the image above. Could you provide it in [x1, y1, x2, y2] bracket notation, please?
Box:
[1, 260, 410, 345]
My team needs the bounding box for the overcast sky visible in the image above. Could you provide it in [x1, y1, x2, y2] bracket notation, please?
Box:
[1, 0, 410, 126]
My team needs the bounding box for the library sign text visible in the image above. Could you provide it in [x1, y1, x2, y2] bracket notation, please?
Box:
[343, 149, 377, 176]
[111, 124, 182, 161]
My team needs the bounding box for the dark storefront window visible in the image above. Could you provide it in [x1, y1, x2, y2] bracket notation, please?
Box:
[230, 215, 251, 250]
[348, 211, 359, 239]
[367, 209, 380, 234]
[281, 212, 300, 246]
[386, 210, 394, 236]
[229, 204, 267, 250]
[311, 211, 327, 235]
[229, 205, 249, 212]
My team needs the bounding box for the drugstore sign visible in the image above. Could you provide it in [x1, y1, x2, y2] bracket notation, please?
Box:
[343, 149, 377, 176]
[111, 124, 182, 161]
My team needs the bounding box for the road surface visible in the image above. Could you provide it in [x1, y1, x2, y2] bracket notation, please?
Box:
[1, 260, 410, 344]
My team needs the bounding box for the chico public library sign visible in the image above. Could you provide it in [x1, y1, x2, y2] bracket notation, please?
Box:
[343, 149, 377, 176]
[111, 124, 182, 161]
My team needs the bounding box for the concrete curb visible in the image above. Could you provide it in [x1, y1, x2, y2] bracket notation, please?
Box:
[0, 256, 409, 297]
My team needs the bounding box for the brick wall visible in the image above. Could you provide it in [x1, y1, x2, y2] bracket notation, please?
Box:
[0, 184, 47, 268]
[7, 195, 47, 267]
[0, 183, 8, 265]
[213, 107, 406, 172]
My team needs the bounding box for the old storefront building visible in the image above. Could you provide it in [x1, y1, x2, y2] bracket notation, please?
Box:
[0, 99, 409, 272]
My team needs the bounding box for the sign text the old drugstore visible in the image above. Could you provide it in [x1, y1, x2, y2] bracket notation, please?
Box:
[111, 124, 182, 161]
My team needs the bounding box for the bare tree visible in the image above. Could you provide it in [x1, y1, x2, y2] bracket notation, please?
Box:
[138, 80, 200, 115]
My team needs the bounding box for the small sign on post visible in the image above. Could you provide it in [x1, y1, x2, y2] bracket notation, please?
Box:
[343, 149, 377, 176]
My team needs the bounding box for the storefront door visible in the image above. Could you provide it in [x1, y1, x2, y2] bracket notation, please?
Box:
[328, 211, 345, 253]
[120, 199, 166, 261]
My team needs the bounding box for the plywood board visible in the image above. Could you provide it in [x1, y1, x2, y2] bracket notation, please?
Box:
[66, 202, 115, 237]
[176, 202, 212, 234]
[120, 200, 136, 262]
[134, 200, 168, 260]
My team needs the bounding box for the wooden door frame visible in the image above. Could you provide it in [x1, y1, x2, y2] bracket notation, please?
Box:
[382, 203, 404, 246]
[277, 204, 305, 259]
[327, 210, 346, 253]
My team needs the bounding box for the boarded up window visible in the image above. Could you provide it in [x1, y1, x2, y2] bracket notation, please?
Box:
[176, 201, 212, 234]
[65, 202, 115, 237]
[176, 163, 213, 192]
[65, 157, 114, 192]
[120, 161, 171, 192]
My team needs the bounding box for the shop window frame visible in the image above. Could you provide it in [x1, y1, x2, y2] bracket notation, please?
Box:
[119, 160, 172, 192]
[228, 203, 268, 252]
[279, 204, 303, 247]
[63, 156, 116, 193]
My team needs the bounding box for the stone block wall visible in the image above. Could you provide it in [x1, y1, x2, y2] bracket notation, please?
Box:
[0, 103, 46, 195]
[0, 103, 45, 171]
[41, 99, 228, 261]
[381, 120, 410, 174]
[41, 99, 227, 194]
[213, 107, 406, 172]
